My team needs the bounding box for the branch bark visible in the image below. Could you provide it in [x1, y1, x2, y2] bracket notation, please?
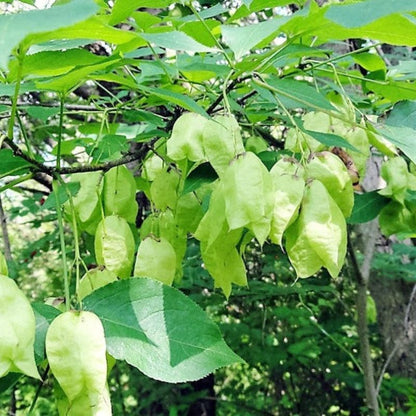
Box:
[348, 221, 380, 415]
[0, 194, 16, 277]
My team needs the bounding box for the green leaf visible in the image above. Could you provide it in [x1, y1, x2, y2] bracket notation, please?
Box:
[377, 125, 416, 165]
[325, 0, 416, 29]
[304, 129, 359, 152]
[83, 278, 243, 382]
[109, 0, 171, 25]
[222, 16, 289, 59]
[0, 373, 21, 394]
[91, 134, 129, 163]
[0, 149, 33, 177]
[183, 163, 217, 194]
[293, 117, 359, 152]
[140, 31, 215, 53]
[0, 0, 99, 69]
[347, 192, 389, 224]
[36, 58, 121, 93]
[22, 106, 60, 122]
[266, 78, 336, 111]
[42, 182, 80, 211]
[386, 101, 416, 129]
[8, 49, 108, 81]
[139, 86, 209, 118]
[32, 303, 61, 363]
[352, 52, 386, 74]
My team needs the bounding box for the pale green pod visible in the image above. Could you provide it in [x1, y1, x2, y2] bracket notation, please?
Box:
[95, 215, 135, 279]
[269, 158, 305, 246]
[202, 114, 245, 177]
[200, 227, 246, 298]
[103, 165, 138, 224]
[46, 311, 111, 415]
[222, 152, 273, 244]
[307, 151, 354, 218]
[134, 237, 176, 285]
[150, 169, 179, 211]
[64, 171, 103, 235]
[0, 275, 40, 379]
[286, 180, 347, 278]
[166, 112, 207, 162]
[78, 267, 118, 300]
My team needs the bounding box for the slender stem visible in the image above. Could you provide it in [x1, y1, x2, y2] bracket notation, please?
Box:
[53, 179, 70, 311]
[222, 70, 234, 115]
[55, 95, 65, 170]
[299, 296, 363, 373]
[303, 41, 382, 71]
[27, 365, 50, 415]
[8, 57, 23, 139]
[16, 113, 35, 159]
[62, 175, 93, 308]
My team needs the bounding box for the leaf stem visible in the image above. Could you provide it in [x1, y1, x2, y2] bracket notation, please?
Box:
[55, 95, 65, 170]
[53, 178, 70, 311]
[27, 365, 50, 415]
[8, 57, 23, 139]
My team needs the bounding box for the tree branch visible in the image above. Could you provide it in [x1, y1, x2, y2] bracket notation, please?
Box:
[348, 222, 380, 416]
[2, 135, 157, 177]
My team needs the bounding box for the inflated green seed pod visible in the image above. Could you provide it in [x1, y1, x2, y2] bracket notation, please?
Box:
[46, 311, 111, 416]
[78, 267, 118, 300]
[285, 180, 347, 278]
[95, 215, 135, 279]
[307, 151, 354, 218]
[202, 114, 245, 177]
[64, 171, 103, 235]
[134, 237, 176, 285]
[149, 169, 179, 211]
[0, 274, 40, 379]
[222, 152, 273, 244]
[103, 165, 138, 224]
[269, 159, 305, 247]
[167, 112, 207, 162]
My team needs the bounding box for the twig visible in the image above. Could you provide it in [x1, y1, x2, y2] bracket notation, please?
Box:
[206, 76, 250, 114]
[2, 135, 157, 177]
[0, 100, 102, 112]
